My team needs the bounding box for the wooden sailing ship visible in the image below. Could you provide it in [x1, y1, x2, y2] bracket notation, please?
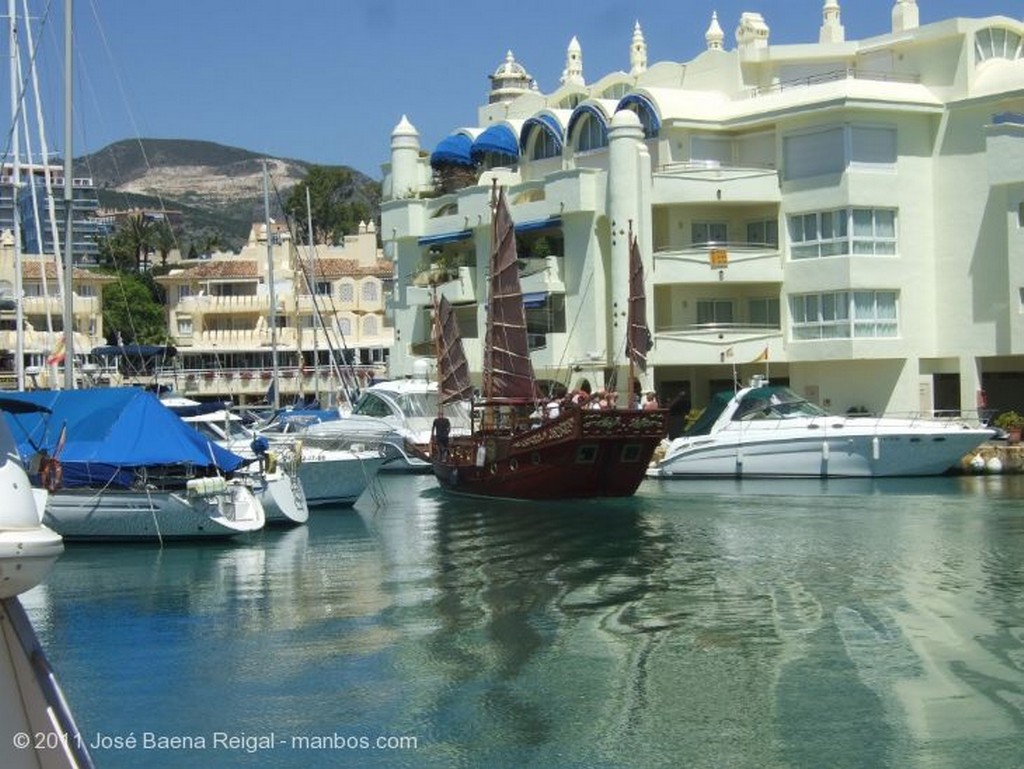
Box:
[428, 186, 666, 499]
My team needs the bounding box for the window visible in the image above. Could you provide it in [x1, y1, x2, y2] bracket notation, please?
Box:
[177, 316, 193, 336]
[339, 282, 355, 302]
[361, 280, 378, 302]
[315, 281, 332, 296]
[337, 317, 352, 336]
[783, 127, 844, 180]
[530, 129, 560, 161]
[696, 299, 734, 326]
[363, 315, 378, 336]
[790, 291, 897, 339]
[746, 219, 778, 247]
[178, 285, 192, 301]
[975, 27, 1023, 62]
[692, 222, 728, 246]
[789, 208, 896, 259]
[783, 124, 897, 180]
[748, 297, 780, 327]
[576, 114, 607, 152]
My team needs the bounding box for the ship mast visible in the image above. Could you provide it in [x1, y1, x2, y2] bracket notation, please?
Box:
[61, 0, 74, 389]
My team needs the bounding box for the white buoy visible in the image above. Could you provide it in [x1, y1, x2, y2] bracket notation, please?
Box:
[968, 454, 986, 473]
[985, 456, 1003, 474]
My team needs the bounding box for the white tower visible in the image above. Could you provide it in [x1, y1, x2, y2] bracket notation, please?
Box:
[820, 0, 845, 44]
[561, 36, 585, 86]
[630, 21, 648, 75]
[705, 12, 725, 51]
[892, 0, 920, 33]
[607, 110, 647, 380]
[735, 12, 770, 51]
[388, 115, 420, 201]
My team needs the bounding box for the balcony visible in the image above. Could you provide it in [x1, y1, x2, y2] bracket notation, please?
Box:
[407, 265, 478, 307]
[652, 163, 780, 205]
[19, 295, 100, 316]
[651, 324, 782, 366]
[520, 256, 565, 295]
[653, 242, 783, 285]
[176, 294, 270, 315]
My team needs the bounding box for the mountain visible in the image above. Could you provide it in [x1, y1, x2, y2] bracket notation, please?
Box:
[74, 138, 381, 251]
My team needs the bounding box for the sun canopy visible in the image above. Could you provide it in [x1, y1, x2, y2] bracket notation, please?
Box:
[0, 388, 245, 488]
[430, 133, 475, 167]
[471, 124, 519, 161]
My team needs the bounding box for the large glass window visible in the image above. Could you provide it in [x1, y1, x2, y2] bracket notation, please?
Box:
[790, 290, 897, 339]
[748, 297, 780, 327]
[530, 129, 560, 160]
[746, 219, 778, 247]
[789, 208, 896, 259]
[692, 222, 728, 246]
[696, 299, 734, 326]
[783, 124, 897, 180]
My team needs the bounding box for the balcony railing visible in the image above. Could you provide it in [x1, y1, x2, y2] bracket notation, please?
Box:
[749, 68, 920, 97]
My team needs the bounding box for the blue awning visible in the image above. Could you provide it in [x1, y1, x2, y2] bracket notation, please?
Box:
[471, 124, 519, 161]
[519, 114, 563, 153]
[430, 133, 474, 167]
[417, 230, 473, 247]
[514, 216, 561, 234]
[523, 291, 548, 308]
[617, 93, 661, 137]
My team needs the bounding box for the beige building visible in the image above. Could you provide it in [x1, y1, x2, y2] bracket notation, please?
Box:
[157, 220, 394, 405]
[0, 230, 114, 389]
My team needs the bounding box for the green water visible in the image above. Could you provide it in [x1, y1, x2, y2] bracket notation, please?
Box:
[20, 474, 1024, 768]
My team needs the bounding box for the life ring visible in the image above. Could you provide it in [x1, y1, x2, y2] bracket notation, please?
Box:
[40, 458, 63, 492]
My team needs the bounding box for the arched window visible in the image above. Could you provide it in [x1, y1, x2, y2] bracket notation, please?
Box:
[975, 27, 1023, 62]
[337, 316, 353, 336]
[576, 114, 608, 152]
[363, 315, 378, 336]
[361, 280, 378, 302]
[339, 281, 355, 303]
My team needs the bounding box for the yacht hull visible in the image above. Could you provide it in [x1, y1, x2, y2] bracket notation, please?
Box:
[42, 484, 265, 540]
[653, 426, 993, 478]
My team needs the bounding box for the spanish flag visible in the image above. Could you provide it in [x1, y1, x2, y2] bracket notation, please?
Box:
[752, 346, 769, 364]
[46, 338, 66, 366]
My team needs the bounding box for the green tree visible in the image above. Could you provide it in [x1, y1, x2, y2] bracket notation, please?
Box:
[101, 271, 168, 344]
[284, 165, 376, 245]
[153, 221, 178, 267]
[124, 212, 156, 272]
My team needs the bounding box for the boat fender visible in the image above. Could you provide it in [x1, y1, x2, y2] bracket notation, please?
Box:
[871, 436, 880, 461]
[821, 441, 830, 461]
[40, 458, 63, 492]
[509, 458, 518, 471]
[265, 451, 277, 475]
[489, 462, 498, 475]
[295, 439, 304, 466]
[475, 444, 486, 467]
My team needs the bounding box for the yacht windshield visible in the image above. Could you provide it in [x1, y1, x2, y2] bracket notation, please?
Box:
[733, 386, 829, 420]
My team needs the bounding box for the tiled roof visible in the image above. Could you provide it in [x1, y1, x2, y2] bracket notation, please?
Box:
[304, 257, 394, 280]
[159, 260, 260, 281]
[21, 261, 115, 283]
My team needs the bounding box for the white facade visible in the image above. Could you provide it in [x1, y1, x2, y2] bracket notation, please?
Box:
[382, 3, 1024, 419]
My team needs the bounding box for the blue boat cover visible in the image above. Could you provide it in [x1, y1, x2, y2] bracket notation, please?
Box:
[430, 133, 475, 167]
[0, 388, 246, 489]
[470, 124, 519, 161]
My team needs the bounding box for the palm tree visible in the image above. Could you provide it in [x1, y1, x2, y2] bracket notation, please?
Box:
[124, 212, 156, 272]
[153, 221, 177, 267]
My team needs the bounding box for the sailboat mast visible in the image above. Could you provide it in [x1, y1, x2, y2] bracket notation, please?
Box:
[9, 0, 24, 389]
[61, 0, 73, 390]
[262, 159, 280, 409]
[305, 186, 320, 404]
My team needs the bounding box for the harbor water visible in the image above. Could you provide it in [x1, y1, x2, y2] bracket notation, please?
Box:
[19, 473, 1024, 768]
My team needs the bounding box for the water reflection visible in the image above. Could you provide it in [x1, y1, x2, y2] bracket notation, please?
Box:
[21, 474, 1024, 769]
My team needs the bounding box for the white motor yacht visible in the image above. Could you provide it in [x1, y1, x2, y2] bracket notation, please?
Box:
[650, 378, 995, 479]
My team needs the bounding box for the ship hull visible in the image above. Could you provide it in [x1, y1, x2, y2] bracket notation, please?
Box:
[431, 408, 667, 500]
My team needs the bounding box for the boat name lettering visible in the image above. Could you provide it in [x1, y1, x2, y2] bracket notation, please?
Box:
[512, 419, 575, 450]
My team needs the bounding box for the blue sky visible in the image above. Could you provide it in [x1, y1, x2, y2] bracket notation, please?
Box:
[2, 1, 1020, 180]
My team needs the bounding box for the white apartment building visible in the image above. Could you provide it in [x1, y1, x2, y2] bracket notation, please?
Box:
[381, 1, 1024, 419]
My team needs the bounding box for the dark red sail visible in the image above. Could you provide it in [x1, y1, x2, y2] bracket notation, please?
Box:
[434, 295, 473, 405]
[627, 234, 652, 372]
[483, 186, 535, 400]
